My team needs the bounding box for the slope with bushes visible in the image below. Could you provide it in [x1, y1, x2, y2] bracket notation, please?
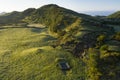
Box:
[0, 4, 119, 80]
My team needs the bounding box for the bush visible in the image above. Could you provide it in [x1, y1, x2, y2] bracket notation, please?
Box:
[113, 32, 120, 41]
[100, 45, 108, 51]
[97, 34, 106, 42]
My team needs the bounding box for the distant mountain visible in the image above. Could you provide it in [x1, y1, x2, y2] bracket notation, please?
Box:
[80, 11, 115, 16]
[0, 12, 7, 16]
[0, 8, 35, 25]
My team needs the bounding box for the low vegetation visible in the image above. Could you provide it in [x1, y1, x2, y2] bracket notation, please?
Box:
[0, 28, 86, 80]
[0, 4, 120, 80]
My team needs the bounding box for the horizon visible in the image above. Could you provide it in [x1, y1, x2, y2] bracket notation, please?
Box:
[0, 6, 118, 16]
[0, 5, 118, 16]
[0, 10, 116, 16]
[0, 0, 120, 13]
[79, 10, 117, 16]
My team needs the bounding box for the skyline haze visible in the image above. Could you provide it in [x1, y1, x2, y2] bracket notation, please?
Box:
[0, 0, 120, 12]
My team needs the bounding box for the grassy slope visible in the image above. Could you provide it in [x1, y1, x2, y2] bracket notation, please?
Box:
[0, 27, 85, 80]
[107, 11, 120, 18]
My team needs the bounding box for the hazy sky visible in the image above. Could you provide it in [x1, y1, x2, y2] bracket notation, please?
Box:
[0, 0, 120, 12]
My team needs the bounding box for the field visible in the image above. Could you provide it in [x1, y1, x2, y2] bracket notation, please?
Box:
[0, 27, 85, 80]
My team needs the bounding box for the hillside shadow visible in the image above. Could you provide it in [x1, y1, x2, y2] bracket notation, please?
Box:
[31, 28, 42, 33]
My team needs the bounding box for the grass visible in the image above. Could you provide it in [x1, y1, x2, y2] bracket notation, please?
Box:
[0, 27, 86, 80]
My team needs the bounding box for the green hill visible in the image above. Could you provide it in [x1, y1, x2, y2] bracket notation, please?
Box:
[23, 4, 100, 35]
[103, 11, 120, 25]
[0, 8, 35, 25]
[0, 4, 119, 80]
[107, 11, 120, 19]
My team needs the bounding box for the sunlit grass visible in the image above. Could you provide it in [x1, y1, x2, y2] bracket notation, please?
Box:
[0, 27, 85, 80]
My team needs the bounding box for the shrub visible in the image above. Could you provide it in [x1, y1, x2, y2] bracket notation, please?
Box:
[100, 45, 108, 51]
[113, 32, 120, 41]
